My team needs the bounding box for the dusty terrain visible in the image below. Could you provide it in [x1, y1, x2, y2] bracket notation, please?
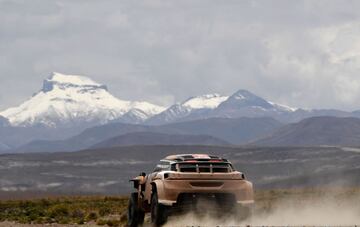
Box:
[162, 188, 360, 226]
[1, 146, 360, 226]
[1, 188, 360, 226]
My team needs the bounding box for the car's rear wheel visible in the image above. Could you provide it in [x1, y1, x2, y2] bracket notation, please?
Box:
[151, 190, 168, 226]
[128, 192, 145, 227]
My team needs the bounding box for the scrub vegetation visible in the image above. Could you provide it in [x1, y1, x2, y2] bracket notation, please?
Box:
[1, 188, 360, 226]
[0, 196, 128, 226]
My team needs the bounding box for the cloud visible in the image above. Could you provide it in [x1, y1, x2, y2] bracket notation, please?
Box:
[1, 0, 360, 110]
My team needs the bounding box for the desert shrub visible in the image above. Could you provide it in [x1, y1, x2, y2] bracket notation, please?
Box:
[106, 219, 121, 227]
[17, 216, 31, 224]
[72, 208, 85, 219]
[85, 211, 98, 221]
[40, 198, 51, 206]
[58, 217, 70, 224]
[0, 196, 128, 225]
[33, 216, 46, 224]
[76, 218, 85, 224]
[99, 206, 111, 216]
[119, 211, 127, 223]
[48, 204, 70, 221]
[96, 218, 108, 225]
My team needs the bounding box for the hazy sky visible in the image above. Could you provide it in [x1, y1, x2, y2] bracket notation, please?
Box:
[1, 0, 360, 111]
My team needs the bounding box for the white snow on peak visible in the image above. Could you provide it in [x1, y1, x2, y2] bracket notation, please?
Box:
[132, 101, 166, 116]
[0, 72, 165, 127]
[49, 72, 101, 87]
[146, 94, 229, 124]
[268, 101, 297, 112]
[182, 94, 228, 109]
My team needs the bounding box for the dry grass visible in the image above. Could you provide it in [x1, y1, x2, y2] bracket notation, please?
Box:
[1, 188, 360, 226]
[0, 196, 128, 226]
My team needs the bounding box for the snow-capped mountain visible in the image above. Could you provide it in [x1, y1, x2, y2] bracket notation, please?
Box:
[146, 94, 228, 125]
[114, 108, 156, 124]
[146, 90, 297, 125]
[182, 94, 229, 109]
[0, 72, 165, 127]
[212, 90, 352, 122]
[213, 89, 296, 118]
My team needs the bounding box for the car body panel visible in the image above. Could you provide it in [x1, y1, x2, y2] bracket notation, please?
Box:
[143, 171, 253, 206]
[131, 154, 254, 211]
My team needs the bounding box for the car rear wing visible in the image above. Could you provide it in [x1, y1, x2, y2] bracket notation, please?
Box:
[172, 161, 235, 173]
[171, 155, 230, 163]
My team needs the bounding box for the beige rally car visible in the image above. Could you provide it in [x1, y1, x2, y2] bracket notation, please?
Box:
[127, 154, 254, 226]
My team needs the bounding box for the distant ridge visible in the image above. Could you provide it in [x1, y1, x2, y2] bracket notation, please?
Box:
[14, 117, 283, 153]
[91, 132, 231, 149]
[162, 117, 283, 144]
[253, 116, 360, 146]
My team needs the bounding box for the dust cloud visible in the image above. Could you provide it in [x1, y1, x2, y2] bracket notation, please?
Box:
[252, 196, 360, 225]
[164, 190, 360, 226]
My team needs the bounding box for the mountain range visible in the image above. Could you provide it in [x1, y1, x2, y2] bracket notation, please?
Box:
[14, 117, 283, 153]
[0, 72, 299, 128]
[90, 132, 231, 148]
[2, 72, 360, 152]
[2, 72, 356, 129]
[0, 72, 165, 128]
[253, 116, 360, 146]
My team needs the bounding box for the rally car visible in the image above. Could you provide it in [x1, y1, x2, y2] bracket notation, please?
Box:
[128, 154, 254, 226]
